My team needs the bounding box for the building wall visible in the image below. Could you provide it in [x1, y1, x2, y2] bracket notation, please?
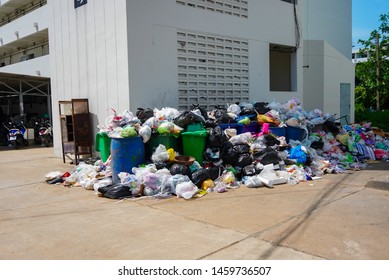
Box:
[302, 40, 324, 112]
[0, 4, 49, 46]
[303, 40, 355, 122]
[126, 0, 304, 111]
[0, 54, 50, 76]
[323, 42, 355, 122]
[48, 0, 130, 155]
[302, 0, 352, 59]
[302, 0, 354, 122]
[48, 0, 355, 158]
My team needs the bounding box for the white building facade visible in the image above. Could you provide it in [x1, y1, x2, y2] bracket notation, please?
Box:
[0, 0, 51, 122]
[1, 0, 354, 156]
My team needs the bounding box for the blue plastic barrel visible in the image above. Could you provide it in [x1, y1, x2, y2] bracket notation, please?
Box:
[111, 136, 145, 184]
[286, 126, 308, 142]
[269, 127, 286, 138]
[237, 121, 260, 135]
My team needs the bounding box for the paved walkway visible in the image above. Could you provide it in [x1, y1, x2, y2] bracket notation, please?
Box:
[0, 146, 388, 260]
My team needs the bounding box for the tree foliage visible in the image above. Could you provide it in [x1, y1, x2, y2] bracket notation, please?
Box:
[355, 13, 389, 111]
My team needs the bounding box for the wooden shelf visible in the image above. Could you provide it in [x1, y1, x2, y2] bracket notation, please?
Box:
[59, 99, 92, 164]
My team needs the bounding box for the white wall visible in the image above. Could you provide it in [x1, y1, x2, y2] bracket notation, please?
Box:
[48, 0, 130, 156]
[302, 0, 352, 59]
[323, 42, 355, 122]
[126, 0, 304, 111]
[0, 4, 49, 45]
[0, 54, 50, 76]
[303, 40, 355, 121]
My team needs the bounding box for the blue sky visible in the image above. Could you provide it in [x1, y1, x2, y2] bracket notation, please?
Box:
[353, 0, 389, 48]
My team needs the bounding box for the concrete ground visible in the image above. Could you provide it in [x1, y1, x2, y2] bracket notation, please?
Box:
[0, 146, 388, 260]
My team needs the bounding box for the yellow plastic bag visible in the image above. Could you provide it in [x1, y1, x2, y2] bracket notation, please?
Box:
[167, 148, 176, 161]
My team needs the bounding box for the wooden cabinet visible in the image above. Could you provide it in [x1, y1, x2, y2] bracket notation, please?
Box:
[59, 99, 92, 164]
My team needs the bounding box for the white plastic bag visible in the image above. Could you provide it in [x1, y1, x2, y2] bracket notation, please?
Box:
[175, 181, 198, 200]
[242, 176, 263, 188]
[229, 132, 253, 145]
[151, 144, 170, 163]
[139, 125, 152, 143]
[227, 104, 241, 116]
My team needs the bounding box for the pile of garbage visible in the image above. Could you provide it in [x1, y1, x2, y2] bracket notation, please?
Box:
[45, 99, 389, 200]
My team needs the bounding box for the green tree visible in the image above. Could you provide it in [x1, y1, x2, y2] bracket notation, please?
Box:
[356, 13, 389, 111]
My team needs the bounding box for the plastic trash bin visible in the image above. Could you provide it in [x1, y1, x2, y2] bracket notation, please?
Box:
[111, 136, 145, 184]
[237, 121, 260, 135]
[148, 134, 181, 156]
[95, 132, 111, 162]
[269, 126, 286, 138]
[286, 126, 308, 142]
[181, 130, 208, 165]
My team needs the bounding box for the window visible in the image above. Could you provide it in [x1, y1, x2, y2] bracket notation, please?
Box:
[176, 0, 248, 18]
[269, 44, 296, 92]
[177, 30, 249, 109]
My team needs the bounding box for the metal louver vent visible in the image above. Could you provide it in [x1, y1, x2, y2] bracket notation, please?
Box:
[176, 0, 248, 18]
[177, 30, 249, 110]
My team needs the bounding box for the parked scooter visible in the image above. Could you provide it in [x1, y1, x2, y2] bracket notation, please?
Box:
[3, 121, 29, 149]
[38, 121, 53, 147]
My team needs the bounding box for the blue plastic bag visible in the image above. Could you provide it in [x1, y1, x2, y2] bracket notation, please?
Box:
[289, 145, 307, 164]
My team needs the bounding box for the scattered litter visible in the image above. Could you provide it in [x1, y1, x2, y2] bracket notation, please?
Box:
[45, 99, 388, 200]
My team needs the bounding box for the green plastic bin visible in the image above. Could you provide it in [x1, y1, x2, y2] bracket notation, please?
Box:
[95, 132, 111, 162]
[181, 130, 208, 165]
[148, 134, 181, 156]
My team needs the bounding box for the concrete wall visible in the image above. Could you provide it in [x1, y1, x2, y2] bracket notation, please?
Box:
[0, 4, 49, 45]
[0, 54, 50, 76]
[48, 0, 129, 156]
[126, 0, 304, 110]
[303, 40, 355, 121]
[302, 0, 352, 59]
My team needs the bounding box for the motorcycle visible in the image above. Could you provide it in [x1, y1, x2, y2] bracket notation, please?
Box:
[3, 121, 29, 149]
[38, 121, 53, 147]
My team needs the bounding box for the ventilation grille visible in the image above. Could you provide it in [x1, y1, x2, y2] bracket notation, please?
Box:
[176, 0, 248, 18]
[177, 30, 249, 110]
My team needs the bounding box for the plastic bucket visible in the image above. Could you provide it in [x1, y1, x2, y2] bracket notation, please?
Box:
[269, 126, 286, 138]
[148, 134, 181, 157]
[286, 126, 308, 142]
[237, 121, 260, 135]
[181, 130, 208, 165]
[111, 136, 145, 184]
[95, 133, 111, 162]
[218, 123, 239, 132]
[186, 123, 204, 132]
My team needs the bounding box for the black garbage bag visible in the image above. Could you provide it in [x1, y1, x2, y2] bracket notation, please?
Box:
[209, 166, 226, 180]
[204, 147, 222, 162]
[322, 120, 340, 136]
[204, 119, 218, 128]
[191, 104, 208, 120]
[264, 134, 280, 146]
[236, 153, 253, 167]
[98, 184, 132, 199]
[170, 163, 192, 179]
[310, 140, 324, 150]
[233, 144, 250, 154]
[191, 168, 212, 187]
[242, 164, 257, 176]
[221, 142, 239, 165]
[213, 106, 234, 124]
[253, 102, 269, 114]
[253, 147, 281, 165]
[136, 108, 154, 123]
[207, 126, 224, 147]
[174, 110, 205, 128]
[221, 143, 250, 165]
